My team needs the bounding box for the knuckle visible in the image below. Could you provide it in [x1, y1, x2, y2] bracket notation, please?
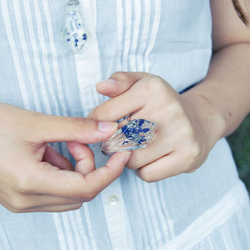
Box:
[142, 76, 165, 92]
[126, 162, 138, 170]
[8, 195, 29, 212]
[137, 169, 156, 183]
[151, 75, 165, 87]
[175, 103, 186, 117]
[71, 117, 88, 131]
[182, 144, 201, 167]
[81, 189, 96, 201]
[182, 142, 204, 173]
[70, 117, 97, 139]
[88, 108, 101, 121]
[85, 192, 96, 201]
[14, 175, 33, 194]
[188, 142, 202, 159]
[126, 157, 142, 170]
[185, 167, 198, 174]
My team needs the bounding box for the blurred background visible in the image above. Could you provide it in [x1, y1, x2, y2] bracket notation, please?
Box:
[227, 114, 250, 195]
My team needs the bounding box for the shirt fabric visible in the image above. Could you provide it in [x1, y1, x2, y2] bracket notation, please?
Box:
[0, 0, 250, 249]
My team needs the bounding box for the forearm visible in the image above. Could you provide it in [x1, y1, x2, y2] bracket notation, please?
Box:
[182, 43, 250, 145]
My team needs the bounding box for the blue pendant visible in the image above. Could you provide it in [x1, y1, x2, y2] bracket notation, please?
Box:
[101, 119, 157, 156]
[60, 0, 87, 54]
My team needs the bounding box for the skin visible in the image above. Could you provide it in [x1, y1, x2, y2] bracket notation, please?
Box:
[0, 103, 130, 212]
[88, 0, 250, 182]
[1, 0, 250, 213]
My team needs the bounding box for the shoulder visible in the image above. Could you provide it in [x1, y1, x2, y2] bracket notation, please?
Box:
[210, 0, 250, 50]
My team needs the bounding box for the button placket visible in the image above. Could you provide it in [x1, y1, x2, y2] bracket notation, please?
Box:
[101, 179, 126, 249]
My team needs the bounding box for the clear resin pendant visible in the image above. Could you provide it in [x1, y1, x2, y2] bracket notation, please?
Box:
[60, 0, 87, 54]
[101, 119, 157, 156]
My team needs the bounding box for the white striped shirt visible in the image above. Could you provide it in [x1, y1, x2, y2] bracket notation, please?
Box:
[0, 0, 250, 249]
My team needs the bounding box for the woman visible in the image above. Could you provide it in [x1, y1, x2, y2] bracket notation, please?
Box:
[0, 0, 249, 249]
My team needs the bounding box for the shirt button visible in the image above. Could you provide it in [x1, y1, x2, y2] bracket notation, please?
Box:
[107, 195, 119, 206]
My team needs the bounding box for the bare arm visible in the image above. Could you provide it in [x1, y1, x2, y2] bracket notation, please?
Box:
[182, 0, 250, 145]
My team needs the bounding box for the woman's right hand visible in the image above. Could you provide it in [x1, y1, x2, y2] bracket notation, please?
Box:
[0, 103, 130, 213]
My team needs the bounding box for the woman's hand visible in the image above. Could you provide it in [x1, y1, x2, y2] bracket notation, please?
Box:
[88, 72, 224, 182]
[0, 103, 130, 213]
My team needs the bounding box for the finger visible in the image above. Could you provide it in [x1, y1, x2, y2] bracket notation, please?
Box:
[89, 83, 145, 122]
[29, 152, 131, 199]
[24, 203, 83, 213]
[7, 202, 83, 213]
[125, 132, 171, 170]
[136, 151, 190, 182]
[32, 114, 118, 144]
[43, 144, 74, 171]
[90, 74, 166, 122]
[96, 72, 151, 97]
[80, 151, 131, 194]
[3, 192, 83, 212]
[2, 104, 118, 144]
[67, 142, 95, 175]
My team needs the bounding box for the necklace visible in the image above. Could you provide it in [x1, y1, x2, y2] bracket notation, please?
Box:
[60, 0, 88, 54]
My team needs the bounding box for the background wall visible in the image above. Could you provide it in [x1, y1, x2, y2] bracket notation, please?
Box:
[227, 114, 250, 195]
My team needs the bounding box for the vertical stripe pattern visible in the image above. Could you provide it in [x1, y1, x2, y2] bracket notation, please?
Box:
[1, 1, 249, 250]
[115, 0, 161, 73]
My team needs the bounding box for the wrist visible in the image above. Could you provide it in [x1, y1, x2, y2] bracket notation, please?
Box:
[181, 86, 226, 150]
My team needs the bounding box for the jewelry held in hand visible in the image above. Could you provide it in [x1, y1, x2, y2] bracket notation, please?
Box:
[101, 118, 157, 156]
[60, 0, 88, 54]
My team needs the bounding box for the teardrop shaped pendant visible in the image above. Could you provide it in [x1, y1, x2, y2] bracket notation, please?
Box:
[60, 0, 88, 54]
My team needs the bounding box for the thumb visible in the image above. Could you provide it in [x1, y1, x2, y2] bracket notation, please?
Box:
[32, 114, 118, 144]
[96, 71, 151, 97]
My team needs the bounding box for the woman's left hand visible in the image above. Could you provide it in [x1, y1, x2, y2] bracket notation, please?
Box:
[88, 72, 223, 182]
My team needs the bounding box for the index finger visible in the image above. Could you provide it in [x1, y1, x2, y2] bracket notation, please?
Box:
[96, 71, 151, 97]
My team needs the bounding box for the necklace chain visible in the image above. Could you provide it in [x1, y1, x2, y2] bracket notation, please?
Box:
[68, 0, 80, 5]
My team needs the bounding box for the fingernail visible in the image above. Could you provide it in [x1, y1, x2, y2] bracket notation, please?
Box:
[98, 121, 117, 132]
[106, 78, 117, 84]
[98, 79, 117, 86]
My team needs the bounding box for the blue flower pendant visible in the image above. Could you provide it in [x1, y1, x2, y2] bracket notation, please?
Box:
[101, 119, 157, 156]
[60, 0, 87, 54]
